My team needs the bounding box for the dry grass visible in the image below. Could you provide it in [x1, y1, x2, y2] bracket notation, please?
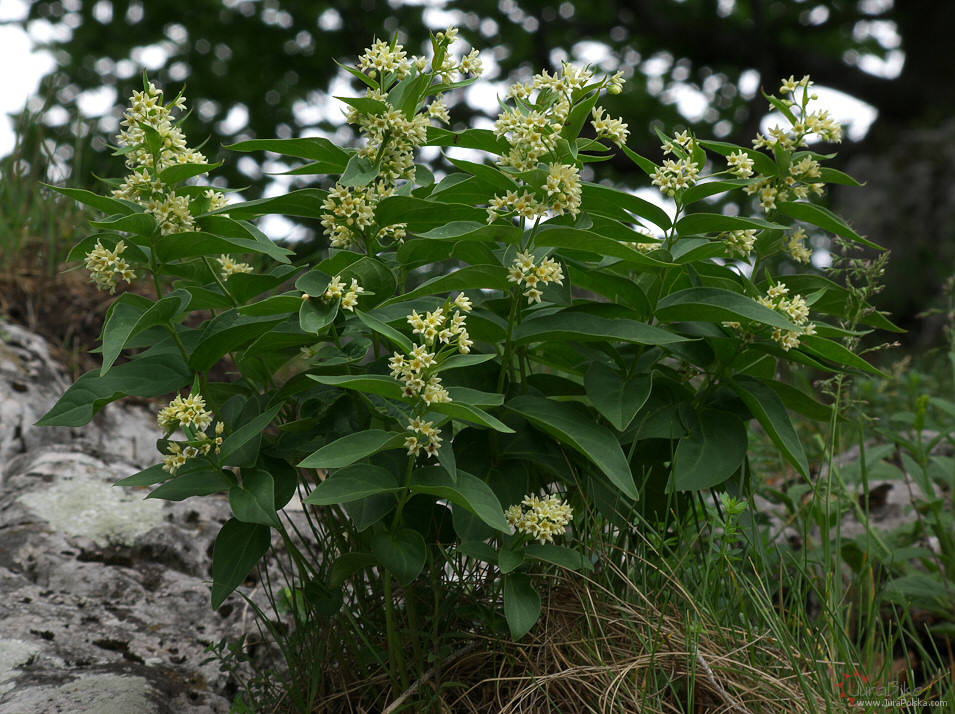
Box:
[432, 563, 833, 714]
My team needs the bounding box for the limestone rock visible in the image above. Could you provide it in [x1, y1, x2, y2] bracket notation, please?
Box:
[0, 321, 249, 713]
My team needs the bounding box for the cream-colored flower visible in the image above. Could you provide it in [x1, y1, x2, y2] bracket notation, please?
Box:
[217, 255, 253, 279]
[507, 494, 574, 544]
[84, 240, 136, 293]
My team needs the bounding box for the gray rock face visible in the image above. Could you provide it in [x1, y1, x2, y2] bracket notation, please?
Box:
[0, 321, 246, 713]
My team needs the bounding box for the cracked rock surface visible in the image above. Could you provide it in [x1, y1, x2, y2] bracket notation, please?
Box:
[0, 320, 247, 713]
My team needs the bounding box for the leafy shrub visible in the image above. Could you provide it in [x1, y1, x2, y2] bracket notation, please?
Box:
[39, 28, 889, 696]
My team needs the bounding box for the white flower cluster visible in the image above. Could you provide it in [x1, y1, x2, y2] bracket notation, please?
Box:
[786, 227, 812, 264]
[404, 416, 442, 459]
[651, 131, 702, 197]
[507, 250, 564, 304]
[358, 28, 483, 85]
[84, 239, 136, 293]
[754, 75, 844, 151]
[487, 63, 625, 224]
[388, 295, 474, 458]
[743, 153, 825, 212]
[726, 150, 755, 179]
[110, 82, 227, 237]
[738, 76, 839, 215]
[322, 275, 365, 312]
[723, 283, 815, 351]
[217, 254, 254, 279]
[504, 494, 574, 544]
[758, 283, 816, 351]
[323, 29, 480, 251]
[486, 163, 582, 224]
[591, 106, 629, 146]
[721, 229, 758, 258]
[156, 393, 224, 475]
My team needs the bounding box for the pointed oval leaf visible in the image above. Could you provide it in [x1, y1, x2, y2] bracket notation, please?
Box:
[211, 518, 272, 609]
[506, 396, 638, 500]
[410, 466, 509, 532]
[730, 376, 809, 478]
[672, 409, 748, 491]
[373, 529, 427, 587]
[303, 464, 401, 505]
[584, 363, 652, 432]
[504, 573, 541, 639]
[229, 469, 280, 527]
[298, 431, 406, 469]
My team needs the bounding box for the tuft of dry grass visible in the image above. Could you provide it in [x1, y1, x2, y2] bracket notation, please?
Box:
[435, 562, 834, 714]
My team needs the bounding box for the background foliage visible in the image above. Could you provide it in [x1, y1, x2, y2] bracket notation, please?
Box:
[8, 0, 954, 340]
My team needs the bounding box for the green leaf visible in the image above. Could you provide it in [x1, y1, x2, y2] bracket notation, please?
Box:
[327, 552, 378, 589]
[433, 353, 497, 373]
[195, 215, 294, 263]
[580, 182, 672, 230]
[776, 201, 883, 250]
[532, 226, 673, 268]
[219, 403, 284, 464]
[36, 353, 191, 427]
[674, 213, 784, 236]
[225, 137, 350, 171]
[431, 401, 515, 433]
[503, 573, 541, 639]
[189, 310, 285, 372]
[446, 156, 519, 193]
[100, 290, 191, 375]
[513, 312, 686, 347]
[298, 430, 406, 469]
[457, 540, 499, 565]
[308, 374, 403, 400]
[299, 296, 339, 334]
[114, 463, 169, 488]
[730, 376, 809, 478]
[304, 464, 402, 505]
[340, 154, 379, 187]
[381, 264, 508, 306]
[211, 518, 272, 609]
[229, 469, 280, 527]
[764, 378, 836, 422]
[498, 546, 525, 574]
[680, 178, 763, 204]
[373, 529, 427, 587]
[90, 212, 158, 237]
[426, 126, 509, 154]
[672, 409, 748, 491]
[46, 185, 136, 216]
[620, 145, 660, 177]
[656, 287, 799, 331]
[584, 363, 652, 431]
[798, 334, 887, 376]
[410, 466, 509, 532]
[524, 543, 591, 571]
[147, 469, 235, 501]
[697, 140, 777, 177]
[355, 310, 414, 353]
[506, 396, 638, 499]
[219, 189, 329, 220]
[158, 161, 222, 185]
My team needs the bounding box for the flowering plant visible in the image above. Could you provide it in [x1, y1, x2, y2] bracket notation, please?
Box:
[40, 29, 892, 683]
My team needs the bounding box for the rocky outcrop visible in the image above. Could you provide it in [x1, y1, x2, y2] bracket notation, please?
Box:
[0, 320, 243, 713]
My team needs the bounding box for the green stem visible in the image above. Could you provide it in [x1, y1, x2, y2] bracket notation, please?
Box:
[203, 255, 238, 307]
[382, 572, 407, 693]
[496, 289, 523, 394]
